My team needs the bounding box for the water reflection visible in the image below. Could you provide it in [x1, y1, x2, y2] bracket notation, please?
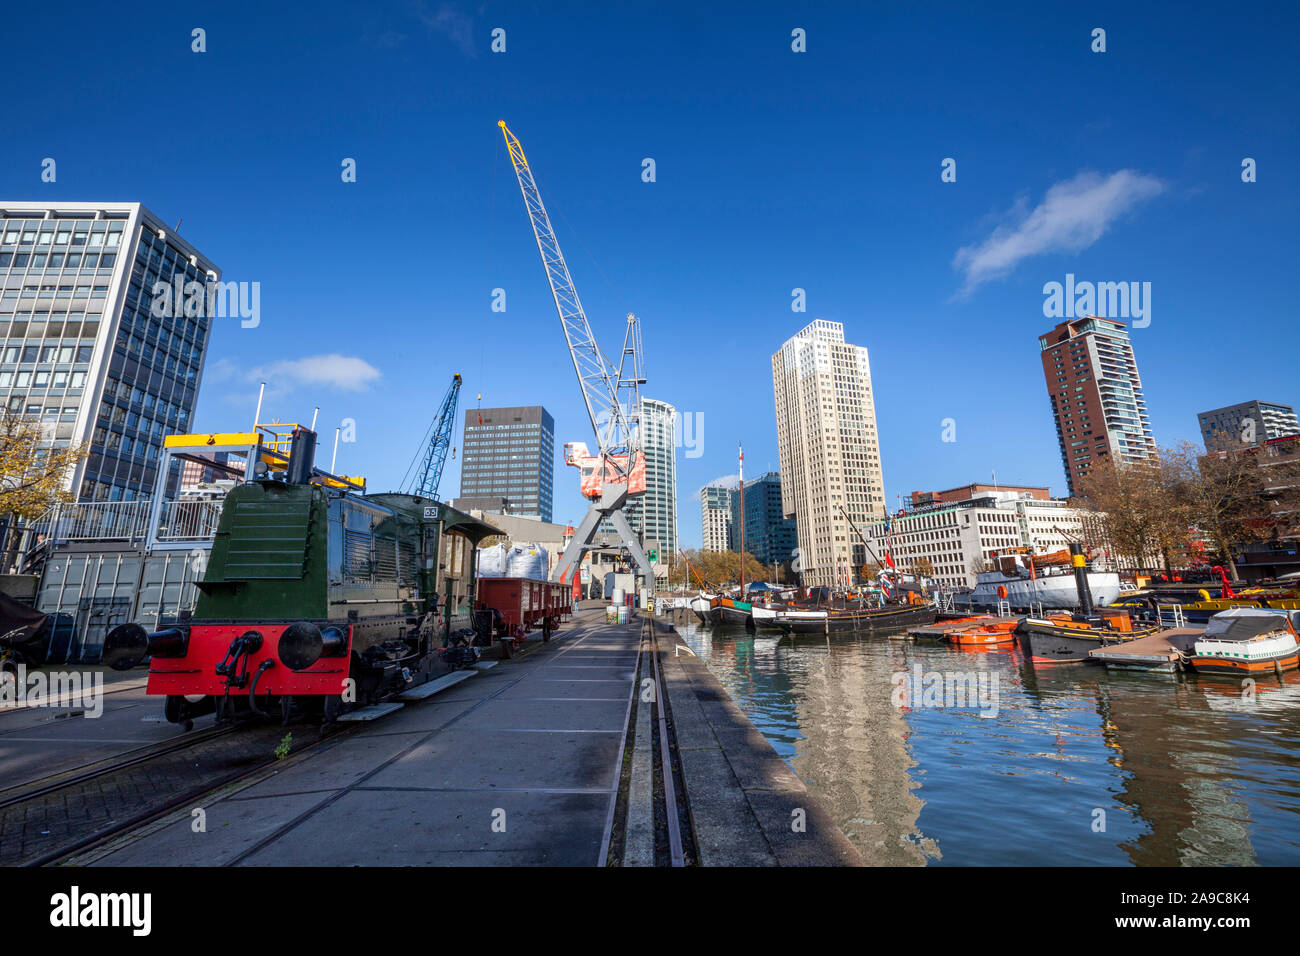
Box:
[676, 619, 1300, 866]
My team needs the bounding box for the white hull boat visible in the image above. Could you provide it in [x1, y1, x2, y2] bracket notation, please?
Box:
[970, 569, 1120, 610]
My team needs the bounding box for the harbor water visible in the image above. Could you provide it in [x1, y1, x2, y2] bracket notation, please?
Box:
[678, 620, 1300, 865]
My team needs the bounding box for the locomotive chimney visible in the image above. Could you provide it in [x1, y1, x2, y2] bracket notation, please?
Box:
[286, 427, 317, 485]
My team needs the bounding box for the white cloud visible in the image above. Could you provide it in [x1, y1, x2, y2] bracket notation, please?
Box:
[952, 169, 1165, 296]
[414, 1, 477, 57]
[246, 354, 381, 393]
[694, 473, 741, 501]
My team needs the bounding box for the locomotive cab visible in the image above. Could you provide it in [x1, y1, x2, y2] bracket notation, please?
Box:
[104, 428, 503, 725]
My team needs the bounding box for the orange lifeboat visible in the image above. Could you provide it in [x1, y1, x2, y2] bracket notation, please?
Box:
[951, 624, 1019, 647]
[948, 618, 1019, 646]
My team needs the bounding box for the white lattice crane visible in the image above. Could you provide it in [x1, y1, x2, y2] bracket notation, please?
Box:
[498, 120, 653, 585]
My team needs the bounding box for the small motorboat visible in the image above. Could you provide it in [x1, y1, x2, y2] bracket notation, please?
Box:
[948, 620, 1020, 646]
[1188, 608, 1300, 677]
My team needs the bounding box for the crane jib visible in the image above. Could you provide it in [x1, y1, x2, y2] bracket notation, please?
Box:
[497, 120, 641, 463]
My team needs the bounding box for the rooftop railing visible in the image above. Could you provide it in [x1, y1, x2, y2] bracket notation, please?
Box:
[28, 496, 225, 548]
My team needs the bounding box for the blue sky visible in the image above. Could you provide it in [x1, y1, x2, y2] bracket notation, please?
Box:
[6, 1, 1297, 546]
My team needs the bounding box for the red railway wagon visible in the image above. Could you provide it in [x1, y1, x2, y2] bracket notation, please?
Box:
[477, 577, 569, 638]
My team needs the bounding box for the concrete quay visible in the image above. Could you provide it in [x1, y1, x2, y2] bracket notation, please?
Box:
[69, 606, 859, 866]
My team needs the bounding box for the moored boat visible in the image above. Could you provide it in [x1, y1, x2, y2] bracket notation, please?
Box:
[1188, 608, 1300, 677]
[749, 602, 784, 629]
[775, 601, 936, 635]
[1016, 610, 1157, 663]
[971, 548, 1120, 610]
[689, 593, 714, 624]
[708, 594, 752, 626]
[948, 619, 1020, 646]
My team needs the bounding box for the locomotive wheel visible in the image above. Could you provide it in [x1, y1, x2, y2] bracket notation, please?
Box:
[323, 693, 342, 724]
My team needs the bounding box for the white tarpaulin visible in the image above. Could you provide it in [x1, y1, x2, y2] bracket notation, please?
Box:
[504, 543, 549, 581]
[475, 543, 508, 577]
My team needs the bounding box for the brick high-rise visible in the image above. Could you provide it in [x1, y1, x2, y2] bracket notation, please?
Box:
[1039, 317, 1155, 496]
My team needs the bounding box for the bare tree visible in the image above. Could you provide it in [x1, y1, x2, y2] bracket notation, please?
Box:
[1166, 439, 1300, 569]
[1071, 453, 1191, 571]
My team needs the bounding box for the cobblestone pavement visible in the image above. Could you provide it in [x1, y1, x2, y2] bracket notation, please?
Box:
[1, 722, 327, 865]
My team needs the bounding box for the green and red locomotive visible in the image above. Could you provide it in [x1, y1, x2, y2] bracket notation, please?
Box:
[104, 428, 503, 726]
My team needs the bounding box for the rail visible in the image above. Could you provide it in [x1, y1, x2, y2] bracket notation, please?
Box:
[29, 500, 151, 544]
[155, 498, 223, 542]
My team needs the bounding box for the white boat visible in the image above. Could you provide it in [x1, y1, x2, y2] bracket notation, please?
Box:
[970, 551, 1120, 610]
[1189, 608, 1300, 676]
[689, 593, 714, 624]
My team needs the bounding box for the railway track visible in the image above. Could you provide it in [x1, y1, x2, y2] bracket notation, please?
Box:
[1, 718, 351, 867]
[606, 614, 694, 866]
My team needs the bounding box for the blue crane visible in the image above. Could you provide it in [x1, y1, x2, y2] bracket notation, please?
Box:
[403, 373, 462, 499]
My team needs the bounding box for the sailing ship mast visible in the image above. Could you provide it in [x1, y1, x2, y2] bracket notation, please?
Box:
[738, 442, 745, 594]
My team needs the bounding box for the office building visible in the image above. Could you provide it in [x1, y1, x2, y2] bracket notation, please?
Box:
[610, 397, 677, 559]
[458, 405, 554, 521]
[1199, 400, 1300, 452]
[771, 319, 886, 587]
[738, 471, 798, 569]
[701, 484, 734, 552]
[0, 202, 220, 501]
[867, 483, 1091, 589]
[1039, 316, 1156, 497]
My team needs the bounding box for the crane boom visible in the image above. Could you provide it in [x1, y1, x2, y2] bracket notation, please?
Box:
[498, 120, 639, 463]
[408, 373, 462, 498]
[498, 120, 653, 588]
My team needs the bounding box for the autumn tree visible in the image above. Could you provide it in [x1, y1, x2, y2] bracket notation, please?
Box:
[911, 557, 935, 578]
[681, 548, 771, 588]
[1165, 439, 1300, 569]
[1071, 452, 1190, 570]
[0, 414, 87, 518]
[0, 413, 88, 563]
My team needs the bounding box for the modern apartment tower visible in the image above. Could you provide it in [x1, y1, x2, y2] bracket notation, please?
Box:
[1199, 400, 1300, 452]
[701, 484, 734, 552]
[771, 319, 887, 587]
[740, 471, 798, 569]
[607, 398, 678, 558]
[0, 202, 219, 502]
[1039, 317, 1156, 496]
[458, 405, 554, 521]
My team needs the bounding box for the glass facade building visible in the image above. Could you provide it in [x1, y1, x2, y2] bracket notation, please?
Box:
[458, 405, 554, 521]
[1199, 400, 1300, 453]
[608, 397, 677, 557]
[0, 203, 219, 501]
[738, 471, 798, 568]
[1039, 317, 1156, 496]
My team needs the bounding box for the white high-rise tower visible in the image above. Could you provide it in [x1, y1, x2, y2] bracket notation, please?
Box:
[771, 320, 886, 587]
